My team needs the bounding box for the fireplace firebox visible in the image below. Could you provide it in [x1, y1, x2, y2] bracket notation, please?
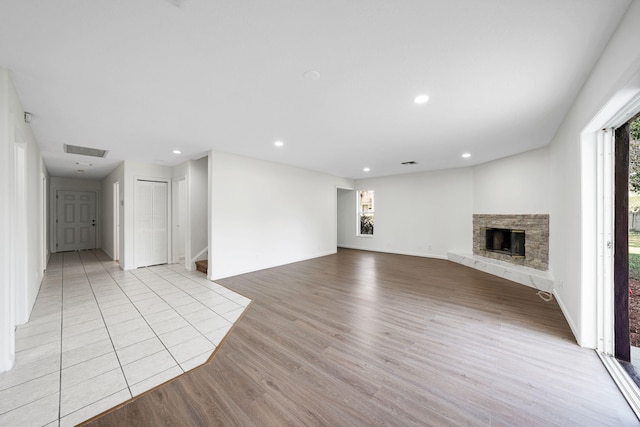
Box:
[485, 228, 525, 258]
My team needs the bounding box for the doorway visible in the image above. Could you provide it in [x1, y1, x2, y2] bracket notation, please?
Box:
[614, 122, 631, 362]
[172, 177, 187, 267]
[13, 140, 28, 324]
[624, 115, 640, 372]
[56, 190, 97, 252]
[41, 174, 47, 272]
[113, 181, 120, 262]
[590, 103, 640, 418]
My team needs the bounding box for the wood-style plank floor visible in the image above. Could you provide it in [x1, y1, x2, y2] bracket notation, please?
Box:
[83, 249, 638, 426]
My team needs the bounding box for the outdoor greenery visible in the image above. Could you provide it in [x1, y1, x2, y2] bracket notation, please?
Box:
[629, 119, 640, 281]
[360, 215, 374, 235]
[629, 116, 640, 192]
[633, 117, 640, 140]
[630, 230, 640, 280]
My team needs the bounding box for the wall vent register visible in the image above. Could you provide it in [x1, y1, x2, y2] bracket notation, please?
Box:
[63, 144, 109, 158]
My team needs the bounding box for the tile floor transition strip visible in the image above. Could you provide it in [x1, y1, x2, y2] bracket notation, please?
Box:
[0, 250, 251, 426]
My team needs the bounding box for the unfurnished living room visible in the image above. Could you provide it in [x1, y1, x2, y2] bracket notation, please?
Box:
[2, 1, 640, 426]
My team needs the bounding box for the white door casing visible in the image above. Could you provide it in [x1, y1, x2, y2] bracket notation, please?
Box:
[56, 190, 97, 252]
[173, 177, 187, 263]
[113, 181, 120, 262]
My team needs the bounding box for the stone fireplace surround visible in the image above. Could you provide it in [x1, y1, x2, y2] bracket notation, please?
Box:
[473, 214, 549, 271]
[447, 214, 553, 293]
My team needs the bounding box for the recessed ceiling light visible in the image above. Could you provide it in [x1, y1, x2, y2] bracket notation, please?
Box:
[363, 167, 370, 172]
[173, 149, 181, 154]
[414, 94, 430, 104]
[462, 153, 471, 158]
[274, 140, 284, 147]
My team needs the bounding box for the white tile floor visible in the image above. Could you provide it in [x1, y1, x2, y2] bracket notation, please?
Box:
[0, 250, 251, 427]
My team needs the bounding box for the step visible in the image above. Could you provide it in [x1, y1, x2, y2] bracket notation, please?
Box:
[195, 259, 208, 275]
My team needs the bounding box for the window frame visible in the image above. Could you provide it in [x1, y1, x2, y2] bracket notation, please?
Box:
[357, 190, 374, 237]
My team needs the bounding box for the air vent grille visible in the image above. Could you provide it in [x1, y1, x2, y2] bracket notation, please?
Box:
[401, 161, 417, 165]
[63, 144, 108, 158]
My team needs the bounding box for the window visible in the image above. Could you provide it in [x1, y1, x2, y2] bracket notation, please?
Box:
[357, 190, 374, 236]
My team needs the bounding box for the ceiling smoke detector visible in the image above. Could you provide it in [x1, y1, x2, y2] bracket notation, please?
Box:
[64, 144, 109, 158]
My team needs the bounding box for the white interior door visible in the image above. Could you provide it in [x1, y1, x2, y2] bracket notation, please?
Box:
[56, 190, 97, 252]
[135, 179, 168, 268]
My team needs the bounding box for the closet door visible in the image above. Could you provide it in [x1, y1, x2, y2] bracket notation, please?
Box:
[135, 179, 168, 268]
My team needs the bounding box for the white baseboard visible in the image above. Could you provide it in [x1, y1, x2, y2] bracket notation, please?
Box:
[337, 245, 448, 260]
[210, 250, 338, 280]
[553, 289, 582, 346]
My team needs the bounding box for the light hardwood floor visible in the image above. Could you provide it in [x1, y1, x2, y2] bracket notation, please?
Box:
[84, 249, 639, 426]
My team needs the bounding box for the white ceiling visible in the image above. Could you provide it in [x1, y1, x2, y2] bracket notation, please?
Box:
[0, 0, 632, 180]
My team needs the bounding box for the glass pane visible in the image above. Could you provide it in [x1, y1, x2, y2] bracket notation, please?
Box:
[360, 190, 374, 212]
[360, 213, 374, 235]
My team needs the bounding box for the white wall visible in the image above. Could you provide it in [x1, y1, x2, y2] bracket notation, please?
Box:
[473, 147, 549, 214]
[171, 160, 189, 266]
[0, 71, 11, 371]
[190, 156, 208, 264]
[549, 0, 640, 347]
[101, 158, 204, 271]
[100, 163, 124, 263]
[338, 168, 474, 258]
[0, 69, 47, 372]
[208, 150, 353, 279]
[122, 161, 173, 270]
[49, 177, 101, 253]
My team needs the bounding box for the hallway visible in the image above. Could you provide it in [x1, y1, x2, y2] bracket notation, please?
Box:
[0, 250, 250, 426]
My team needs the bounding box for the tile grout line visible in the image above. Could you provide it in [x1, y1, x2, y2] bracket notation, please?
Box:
[127, 267, 218, 347]
[114, 259, 238, 365]
[1, 251, 246, 426]
[158, 264, 238, 301]
[75, 251, 134, 406]
[91, 255, 206, 366]
[133, 265, 239, 347]
[89, 252, 187, 373]
[129, 267, 223, 350]
[57, 253, 64, 427]
[0, 255, 62, 422]
[128, 265, 237, 362]
[90, 250, 231, 377]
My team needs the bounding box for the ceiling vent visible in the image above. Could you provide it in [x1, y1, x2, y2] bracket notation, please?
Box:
[63, 144, 108, 158]
[401, 161, 418, 165]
